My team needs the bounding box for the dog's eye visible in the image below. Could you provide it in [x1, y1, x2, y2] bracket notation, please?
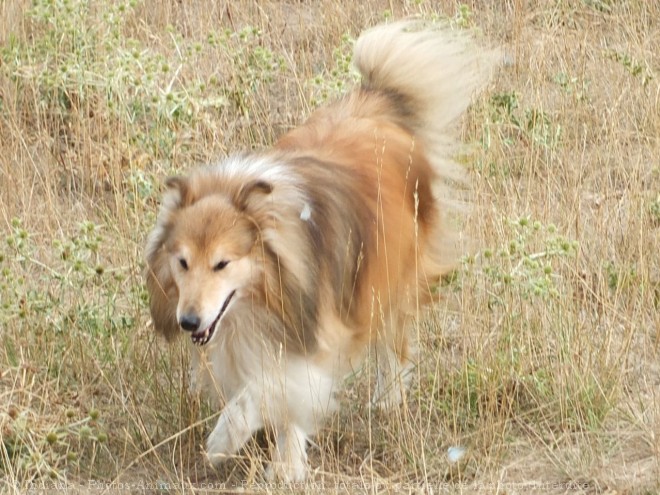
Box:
[179, 258, 188, 270]
[213, 260, 229, 272]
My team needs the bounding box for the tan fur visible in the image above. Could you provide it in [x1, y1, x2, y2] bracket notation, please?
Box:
[145, 20, 499, 480]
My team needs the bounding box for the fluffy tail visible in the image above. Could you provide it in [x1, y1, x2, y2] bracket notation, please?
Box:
[354, 20, 499, 152]
[353, 20, 500, 273]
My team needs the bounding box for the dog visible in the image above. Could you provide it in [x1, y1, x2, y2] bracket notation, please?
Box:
[145, 20, 498, 481]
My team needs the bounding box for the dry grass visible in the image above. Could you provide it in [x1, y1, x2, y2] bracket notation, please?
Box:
[1, 0, 659, 493]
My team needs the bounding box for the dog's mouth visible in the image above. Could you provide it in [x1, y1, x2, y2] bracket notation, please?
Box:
[190, 290, 236, 346]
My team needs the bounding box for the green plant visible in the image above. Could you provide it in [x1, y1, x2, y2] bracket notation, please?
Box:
[1, 0, 286, 167]
[583, 0, 613, 13]
[453, 3, 474, 28]
[1, 405, 109, 481]
[603, 260, 639, 292]
[554, 72, 590, 102]
[435, 217, 616, 435]
[309, 33, 360, 108]
[213, 26, 286, 116]
[465, 217, 578, 305]
[488, 92, 562, 152]
[649, 194, 660, 225]
[605, 50, 654, 86]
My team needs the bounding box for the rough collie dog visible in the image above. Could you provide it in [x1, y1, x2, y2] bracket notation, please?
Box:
[146, 21, 497, 481]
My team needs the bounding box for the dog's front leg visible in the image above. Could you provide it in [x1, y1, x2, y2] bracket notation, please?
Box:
[206, 386, 263, 465]
[265, 423, 309, 482]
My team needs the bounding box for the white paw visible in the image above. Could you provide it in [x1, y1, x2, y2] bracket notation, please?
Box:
[205, 419, 246, 465]
[371, 384, 406, 410]
[205, 427, 232, 465]
[264, 459, 308, 483]
[205, 388, 263, 465]
[266, 425, 309, 482]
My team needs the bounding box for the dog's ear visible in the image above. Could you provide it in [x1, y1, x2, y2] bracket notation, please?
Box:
[145, 237, 180, 341]
[145, 196, 180, 340]
[234, 179, 273, 211]
[165, 175, 194, 208]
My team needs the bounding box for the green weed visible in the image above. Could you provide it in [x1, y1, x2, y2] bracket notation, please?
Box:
[606, 50, 654, 86]
[464, 216, 578, 304]
[1, 406, 109, 481]
[309, 33, 359, 108]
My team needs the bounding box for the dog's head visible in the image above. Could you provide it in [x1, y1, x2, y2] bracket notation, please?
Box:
[145, 172, 272, 346]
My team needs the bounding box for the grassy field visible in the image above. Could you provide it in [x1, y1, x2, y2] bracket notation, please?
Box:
[1, 0, 658, 493]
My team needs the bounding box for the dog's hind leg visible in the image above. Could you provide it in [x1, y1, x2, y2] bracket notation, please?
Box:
[372, 318, 416, 409]
[206, 386, 264, 465]
[372, 344, 414, 409]
[265, 423, 308, 482]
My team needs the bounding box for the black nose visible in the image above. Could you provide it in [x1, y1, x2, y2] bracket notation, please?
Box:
[179, 314, 201, 332]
